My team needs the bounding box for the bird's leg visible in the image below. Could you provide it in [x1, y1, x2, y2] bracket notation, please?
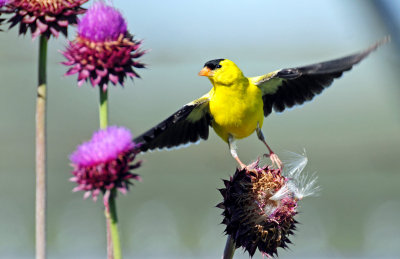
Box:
[228, 135, 246, 169]
[256, 124, 282, 169]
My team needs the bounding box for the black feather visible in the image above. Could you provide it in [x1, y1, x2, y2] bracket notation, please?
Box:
[134, 101, 211, 152]
[204, 59, 225, 70]
[261, 38, 388, 116]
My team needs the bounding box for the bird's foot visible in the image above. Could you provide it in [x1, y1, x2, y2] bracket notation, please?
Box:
[234, 156, 266, 173]
[236, 161, 258, 174]
[237, 164, 259, 174]
[264, 152, 283, 169]
[237, 162, 247, 171]
[236, 159, 262, 174]
[233, 155, 248, 171]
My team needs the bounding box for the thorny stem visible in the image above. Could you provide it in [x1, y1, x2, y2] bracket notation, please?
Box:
[36, 35, 47, 259]
[222, 235, 236, 259]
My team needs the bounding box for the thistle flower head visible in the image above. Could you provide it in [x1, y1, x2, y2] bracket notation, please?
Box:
[218, 154, 319, 257]
[77, 1, 127, 42]
[62, 1, 145, 91]
[70, 126, 141, 201]
[2, 0, 88, 39]
[0, 0, 7, 29]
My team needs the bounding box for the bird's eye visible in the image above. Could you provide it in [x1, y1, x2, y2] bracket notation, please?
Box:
[216, 64, 222, 69]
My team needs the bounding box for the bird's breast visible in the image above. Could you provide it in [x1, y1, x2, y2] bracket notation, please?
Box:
[209, 82, 264, 141]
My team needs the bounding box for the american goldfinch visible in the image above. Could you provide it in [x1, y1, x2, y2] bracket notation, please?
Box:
[134, 38, 388, 169]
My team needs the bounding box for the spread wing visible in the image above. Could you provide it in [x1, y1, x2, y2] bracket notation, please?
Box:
[250, 37, 388, 116]
[133, 94, 212, 152]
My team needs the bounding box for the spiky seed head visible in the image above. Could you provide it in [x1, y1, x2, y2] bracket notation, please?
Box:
[218, 155, 319, 257]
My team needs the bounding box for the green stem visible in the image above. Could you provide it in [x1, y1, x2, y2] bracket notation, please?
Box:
[99, 88, 121, 259]
[222, 235, 236, 259]
[36, 35, 48, 259]
[104, 190, 122, 259]
[99, 88, 108, 129]
[109, 191, 122, 259]
[106, 217, 113, 259]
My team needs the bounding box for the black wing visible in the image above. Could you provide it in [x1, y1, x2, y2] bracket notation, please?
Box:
[251, 37, 389, 116]
[133, 95, 212, 152]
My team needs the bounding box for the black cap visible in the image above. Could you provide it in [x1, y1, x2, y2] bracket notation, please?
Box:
[204, 59, 225, 70]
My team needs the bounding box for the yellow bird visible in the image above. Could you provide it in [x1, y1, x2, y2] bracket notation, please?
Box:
[134, 38, 387, 169]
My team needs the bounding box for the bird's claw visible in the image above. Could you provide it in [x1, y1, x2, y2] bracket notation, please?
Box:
[237, 157, 270, 174]
[238, 164, 259, 174]
[237, 163, 255, 174]
[238, 163, 247, 171]
[264, 152, 283, 169]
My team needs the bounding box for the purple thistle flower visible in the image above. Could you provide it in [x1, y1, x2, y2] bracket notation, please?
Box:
[218, 157, 319, 257]
[70, 126, 141, 201]
[62, 2, 146, 91]
[0, 0, 7, 7]
[0, 0, 8, 29]
[77, 2, 127, 42]
[1, 0, 88, 39]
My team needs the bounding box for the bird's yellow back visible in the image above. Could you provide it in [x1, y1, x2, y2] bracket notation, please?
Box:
[208, 60, 264, 142]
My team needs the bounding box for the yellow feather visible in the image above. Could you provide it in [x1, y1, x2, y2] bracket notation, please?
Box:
[208, 60, 264, 142]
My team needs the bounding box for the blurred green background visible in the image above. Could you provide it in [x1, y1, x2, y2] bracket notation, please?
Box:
[1, 0, 399, 258]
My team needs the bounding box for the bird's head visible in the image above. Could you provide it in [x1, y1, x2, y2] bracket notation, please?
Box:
[198, 59, 244, 85]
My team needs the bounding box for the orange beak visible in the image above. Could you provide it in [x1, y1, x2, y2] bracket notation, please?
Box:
[198, 67, 213, 77]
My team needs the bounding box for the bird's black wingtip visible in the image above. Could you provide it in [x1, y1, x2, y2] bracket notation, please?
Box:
[380, 35, 391, 45]
[353, 36, 390, 65]
[367, 36, 390, 53]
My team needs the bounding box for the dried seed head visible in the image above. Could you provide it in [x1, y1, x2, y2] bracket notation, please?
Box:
[218, 154, 319, 257]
